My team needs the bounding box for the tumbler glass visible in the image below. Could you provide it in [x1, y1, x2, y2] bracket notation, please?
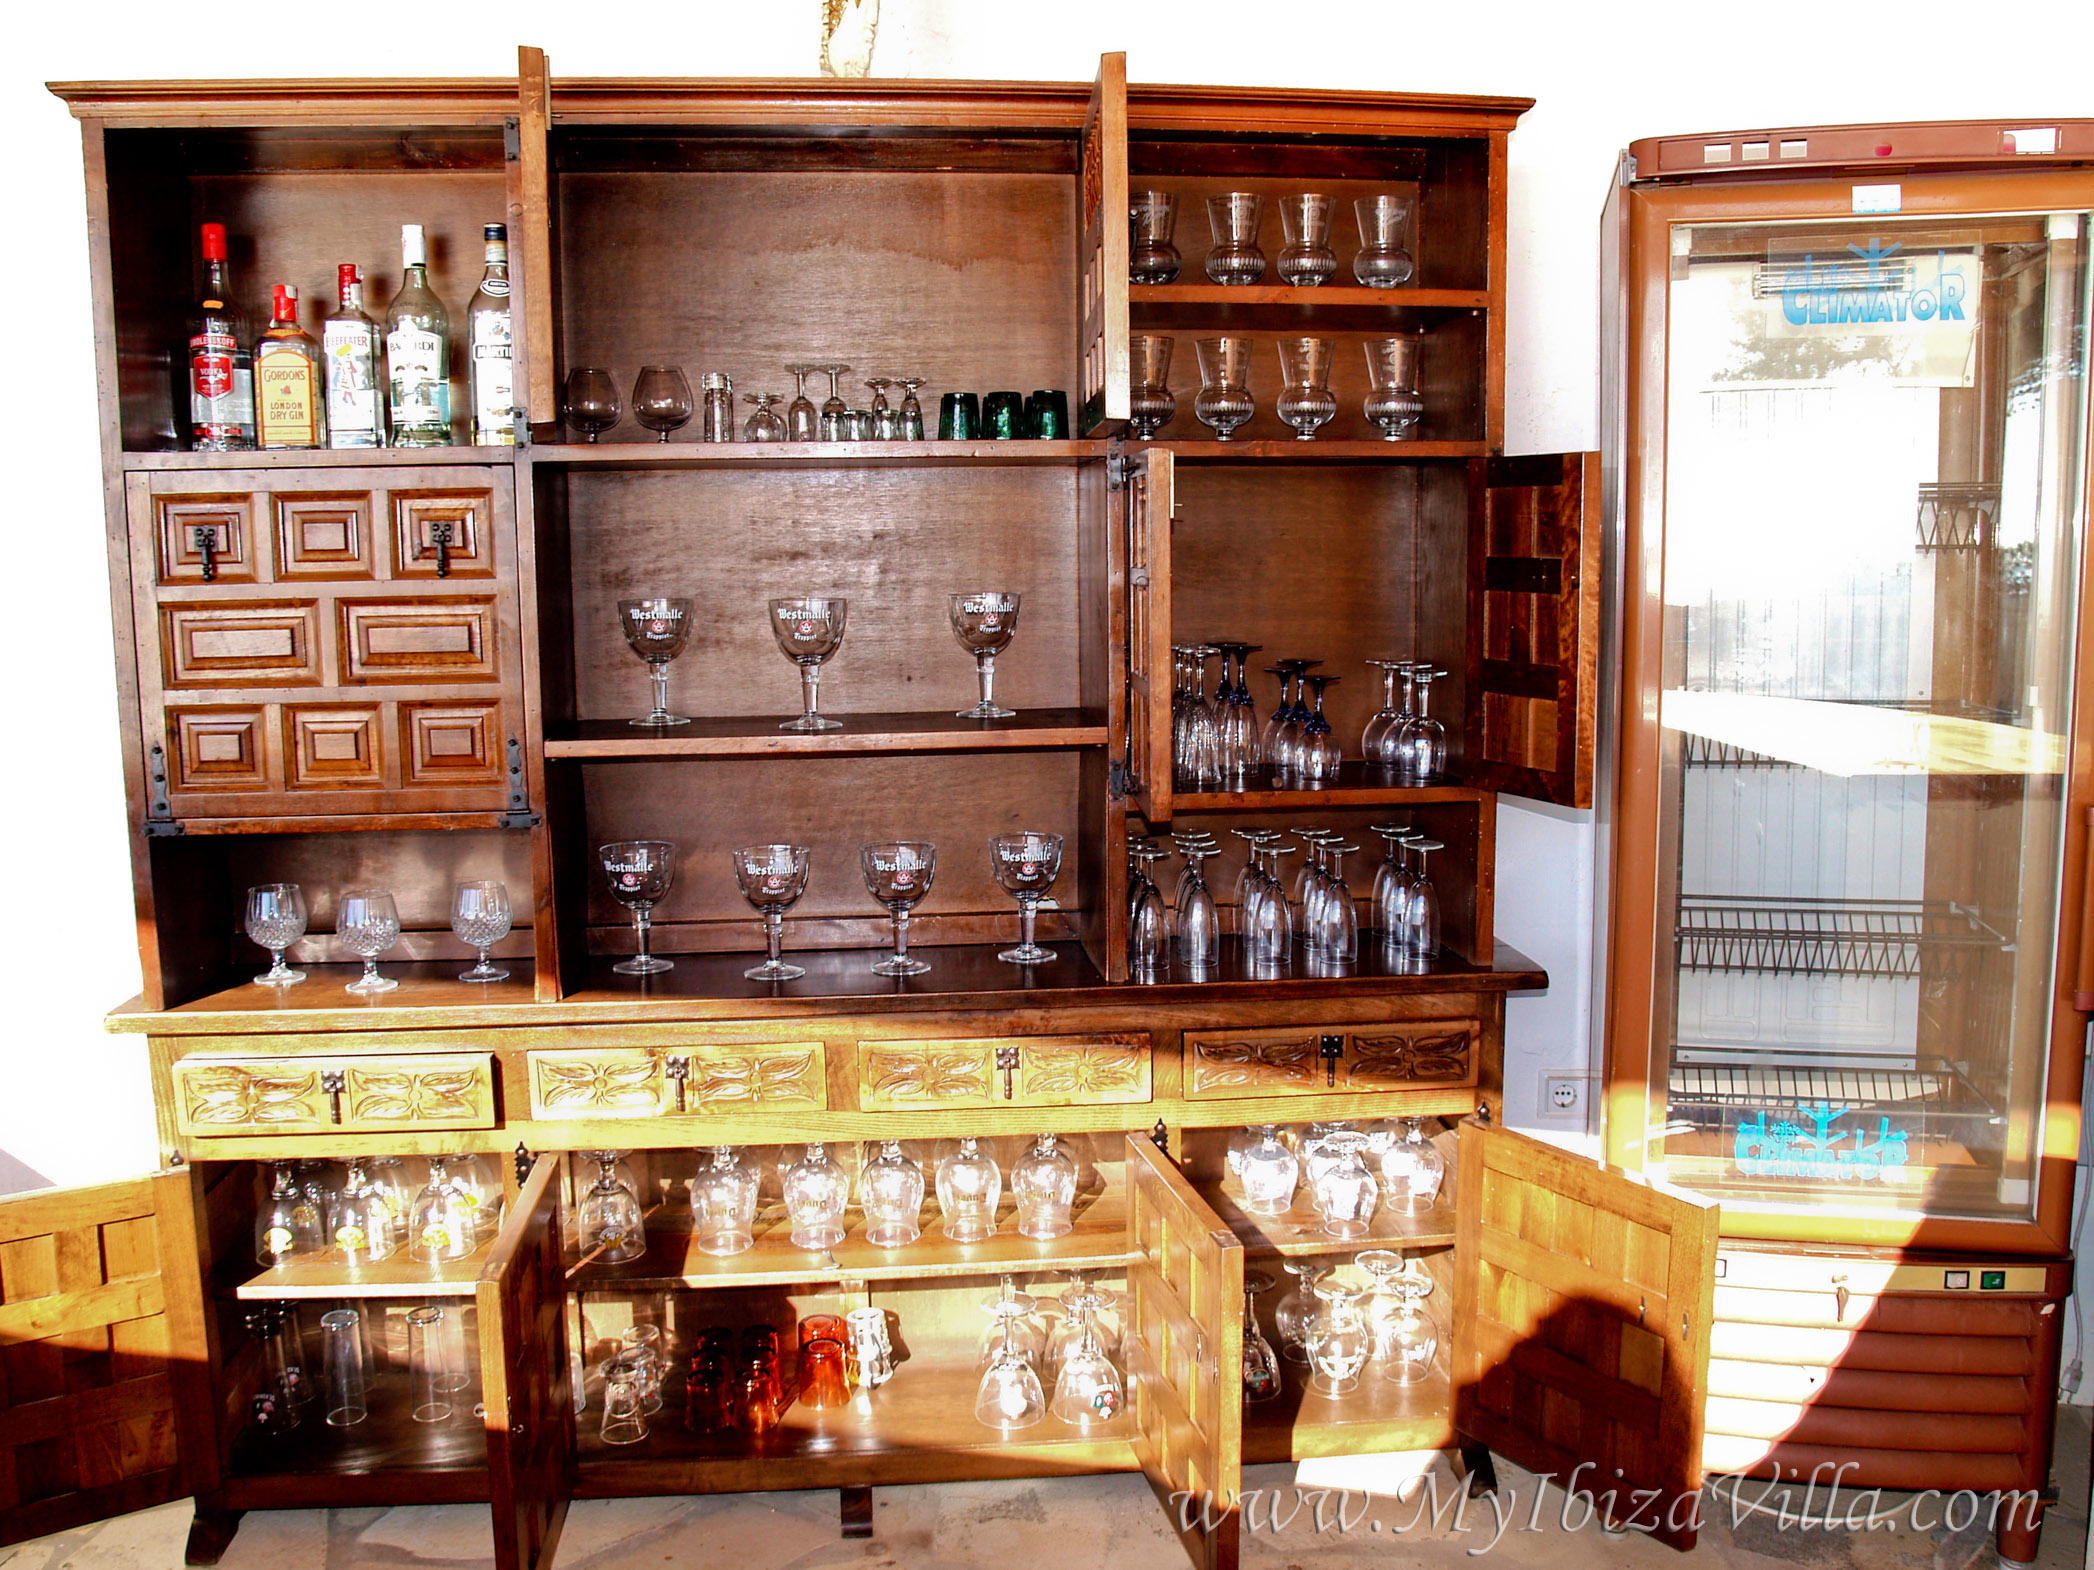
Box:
[982, 390, 1025, 439]
[407, 1306, 453, 1423]
[1193, 336, 1254, 441]
[938, 392, 980, 440]
[600, 1363, 648, 1444]
[1129, 190, 1181, 284]
[797, 1319, 851, 1409]
[1128, 334, 1176, 439]
[847, 1305, 897, 1389]
[320, 1308, 367, 1427]
[1204, 193, 1266, 285]
[1353, 194, 1416, 288]
[1276, 193, 1338, 285]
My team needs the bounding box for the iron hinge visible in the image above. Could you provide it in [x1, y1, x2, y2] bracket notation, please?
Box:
[514, 1143, 534, 1186]
[1150, 1120, 1169, 1154]
[498, 735, 541, 828]
[1106, 449, 1134, 489]
[1108, 760, 1138, 800]
[512, 408, 532, 446]
[504, 118, 522, 161]
[142, 743, 184, 837]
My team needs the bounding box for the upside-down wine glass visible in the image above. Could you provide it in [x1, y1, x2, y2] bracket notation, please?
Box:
[1176, 843, 1221, 974]
[990, 830, 1063, 965]
[784, 363, 819, 441]
[600, 839, 675, 975]
[1405, 838, 1443, 959]
[1362, 660, 1407, 761]
[1273, 1259, 1327, 1364]
[817, 363, 852, 440]
[783, 1143, 849, 1250]
[1396, 667, 1449, 782]
[768, 595, 848, 731]
[450, 880, 511, 982]
[246, 882, 308, 986]
[862, 840, 936, 977]
[937, 1137, 1002, 1242]
[743, 392, 787, 441]
[731, 843, 811, 982]
[1299, 674, 1341, 782]
[896, 377, 928, 439]
[1127, 840, 1169, 978]
[951, 591, 1022, 719]
[1012, 1132, 1078, 1240]
[1306, 1277, 1372, 1397]
[861, 1141, 923, 1247]
[1242, 1270, 1283, 1402]
[690, 1146, 758, 1257]
[580, 1152, 646, 1264]
[631, 365, 693, 441]
[335, 888, 400, 995]
[1368, 823, 1415, 941]
[617, 596, 693, 726]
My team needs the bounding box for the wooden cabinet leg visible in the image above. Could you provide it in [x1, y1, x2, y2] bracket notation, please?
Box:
[184, 1502, 245, 1566]
[1995, 1506, 2043, 1568]
[840, 1485, 873, 1539]
[1457, 1442, 1498, 1499]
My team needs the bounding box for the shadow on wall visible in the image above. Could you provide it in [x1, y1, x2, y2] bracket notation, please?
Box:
[0, 1149, 52, 1198]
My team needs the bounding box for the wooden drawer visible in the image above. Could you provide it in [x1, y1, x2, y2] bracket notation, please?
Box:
[527, 1043, 826, 1119]
[857, 1035, 1150, 1112]
[170, 1052, 497, 1136]
[1182, 1021, 1479, 1099]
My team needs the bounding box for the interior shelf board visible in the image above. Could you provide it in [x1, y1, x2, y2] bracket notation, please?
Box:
[531, 439, 1108, 469]
[545, 708, 1109, 760]
[1242, 1360, 1453, 1464]
[123, 446, 517, 471]
[228, 1366, 491, 1481]
[1167, 767, 1493, 809]
[1130, 283, 1489, 331]
[229, 1238, 495, 1300]
[1204, 1182, 1457, 1258]
[1132, 438, 1487, 463]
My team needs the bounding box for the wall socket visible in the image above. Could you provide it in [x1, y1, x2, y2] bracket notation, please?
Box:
[1541, 1072, 1589, 1118]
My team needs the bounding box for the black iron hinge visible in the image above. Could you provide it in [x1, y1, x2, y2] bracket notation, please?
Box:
[1108, 760, 1138, 800]
[142, 743, 184, 837]
[498, 735, 541, 828]
[504, 118, 522, 161]
[514, 1143, 535, 1186]
[1106, 448, 1134, 489]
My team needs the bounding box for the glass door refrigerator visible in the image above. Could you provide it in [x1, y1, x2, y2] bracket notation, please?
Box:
[1599, 121, 2094, 1566]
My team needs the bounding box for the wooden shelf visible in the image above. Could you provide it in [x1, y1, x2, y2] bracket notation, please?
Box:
[532, 439, 1107, 470]
[228, 1364, 489, 1489]
[1135, 438, 1487, 463]
[1131, 283, 1490, 330]
[1204, 1179, 1455, 1258]
[546, 708, 1108, 760]
[122, 446, 516, 471]
[1243, 1358, 1453, 1463]
[230, 1238, 495, 1300]
[1166, 767, 1493, 810]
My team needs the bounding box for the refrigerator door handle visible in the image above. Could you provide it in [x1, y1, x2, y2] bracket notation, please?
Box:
[2073, 805, 2094, 1012]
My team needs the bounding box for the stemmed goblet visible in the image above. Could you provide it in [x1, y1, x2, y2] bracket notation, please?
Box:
[579, 1152, 645, 1264]
[937, 1137, 1002, 1242]
[1128, 334, 1176, 438]
[743, 393, 787, 441]
[732, 843, 811, 982]
[245, 882, 308, 986]
[618, 597, 692, 727]
[690, 1146, 758, 1256]
[1012, 1132, 1078, 1240]
[990, 830, 1063, 965]
[817, 363, 852, 440]
[1193, 336, 1254, 441]
[560, 367, 620, 442]
[450, 880, 511, 982]
[768, 595, 848, 731]
[1276, 193, 1338, 285]
[783, 364, 819, 441]
[335, 888, 400, 995]
[1049, 1308, 1123, 1427]
[1242, 1270, 1283, 1402]
[895, 377, 928, 439]
[631, 365, 694, 441]
[600, 839, 676, 976]
[862, 840, 936, 977]
[1276, 337, 1337, 440]
[950, 591, 1022, 719]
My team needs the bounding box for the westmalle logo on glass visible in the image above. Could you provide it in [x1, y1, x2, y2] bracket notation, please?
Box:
[763, 873, 787, 891]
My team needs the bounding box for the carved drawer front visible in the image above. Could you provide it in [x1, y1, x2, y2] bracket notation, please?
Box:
[401, 701, 504, 787]
[339, 596, 500, 684]
[284, 703, 386, 789]
[168, 705, 270, 791]
[391, 489, 496, 579]
[528, 1043, 827, 1120]
[156, 493, 255, 584]
[274, 491, 376, 581]
[171, 1052, 498, 1137]
[160, 600, 321, 688]
[1183, 1022, 1479, 1099]
[858, 1035, 1150, 1112]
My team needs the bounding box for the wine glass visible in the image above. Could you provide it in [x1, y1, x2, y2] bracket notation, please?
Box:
[335, 888, 400, 995]
[1273, 1259, 1327, 1364]
[599, 839, 675, 975]
[989, 830, 1063, 965]
[1306, 1277, 1372, 1396]
[1299, 675, 1341, 781]
[580, 1152, 646, 1264]
[1396, 667, 1449, 782]
[328, 1162, 395, 1265]
[1203, 192, 1265, 284]
[1277, 193, 1338, 286]
[630, 365, 693, 442]
[1175, 844, 1221, 974]
[860, 1141, 924, 1247]
[561, 367, 620, 442]
[865, 378, 896, 439]
[1364, 334, 1425, 440]
[1128, 334, 1176, 438]
[1012, 1133, 1077, 1240]
[974, 1323, 1045, 1431]
[616, 596, 693, 727]
[768, 595, 848, 731]
[1049, 1309, 1123, 1427]
[783, 1143, 849, 1250]
[817, 363, 852, 440]
[1362, 660, 1407, 761]
[256, 1162, 318, 1265]
[1193, 336, 1254, 441]
[743, 392, 787, 441]
[895, 377, 928, 439]
[1276, 337, 1337, 439]
[1127, 841, 1169, 977]
[1314, 1131, 1379, 1239]
[1242, 1270, 1283, 1403]
[731, 843, 811, 982]
[936, 1136, 1001, 1242]
[1353, 194, 1416, 288]
[409, 1157, 476, 1263]
[1405, 838, 1444, 958]
[977, 1277, 1044, 1367]
[450, 880, 511, 983]
[783, 364, 819, 441]
[690, 1146, 758, 1256]
[1380, 1118, 1447, 1213]
[1128, 190, 1181, 284]
[1237, 1124, 1299, 1217]
[862, 840, 936, 977]
[950, 591, 1022, 719]
[245, 882, 307, 986]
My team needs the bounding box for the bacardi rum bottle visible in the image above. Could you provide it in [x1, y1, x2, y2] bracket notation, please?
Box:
[467, 223, 514, 446]
[186, 223, 253, 450]
[323, 264, 382, 448]
[385, 224, 452, 446]
[255, 285, 326, 450]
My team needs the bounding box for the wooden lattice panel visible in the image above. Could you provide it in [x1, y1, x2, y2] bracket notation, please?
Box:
[0, 1173, 206, 1547]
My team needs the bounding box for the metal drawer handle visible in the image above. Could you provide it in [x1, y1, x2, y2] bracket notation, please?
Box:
[665, 1055, 690, 1113]
[995, 1045, 1021, 1101]
[1320, 1035, 1345, 1088]
[320, 1069, 346, 1126]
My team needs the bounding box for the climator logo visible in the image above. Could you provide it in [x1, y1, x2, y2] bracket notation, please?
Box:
[1778, 241, 1967, 326]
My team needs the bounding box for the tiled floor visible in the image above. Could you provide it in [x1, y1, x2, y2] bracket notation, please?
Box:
[5, 1409, 2087, 1570]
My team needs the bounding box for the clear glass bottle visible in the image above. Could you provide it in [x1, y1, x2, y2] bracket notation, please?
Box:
[323, 263, 382, 448]
[186, 222, 253, 451]
[255, 284, 326, 449]
[385, 223, 452, 446]
[701, 372, 736, 442]
[466, 223, 514, 446]
[691, 1145, 759, 1257]
[783, 1142, 849, 1250]
[1011, 1133, 1078, 1240]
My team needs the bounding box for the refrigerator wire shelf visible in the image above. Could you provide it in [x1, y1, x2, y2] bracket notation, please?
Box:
[1675, 895, 2012, 979]
[1668, 1053, 1997, 1121]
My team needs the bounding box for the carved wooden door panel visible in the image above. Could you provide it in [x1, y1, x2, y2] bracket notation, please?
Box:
[478, 1155, 572, 1570]
[127, 465, 529, 829]
[1451, 1121, 1718, 1550]
[1076, 52, 1129, 435]
[1461, 452, 1602, 808]
[1125, 1134, 1242, 1570]
[1121, 446, 1175, 824]
[0, 1171, 216, 1547]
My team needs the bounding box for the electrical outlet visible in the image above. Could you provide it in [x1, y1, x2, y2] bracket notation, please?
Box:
[1542, 1073, 1587, 1117]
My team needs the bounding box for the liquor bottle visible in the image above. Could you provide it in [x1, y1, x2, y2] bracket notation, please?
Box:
[385, 224, 452, 446]
[322, 264, 382, 448]
[255, 285, 327, 450]
[186, 222, 253, 450]
[466, 223, 514, 446]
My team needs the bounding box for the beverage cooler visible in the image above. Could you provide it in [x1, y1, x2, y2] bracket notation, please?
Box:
[1598, 121, 2094, 1565]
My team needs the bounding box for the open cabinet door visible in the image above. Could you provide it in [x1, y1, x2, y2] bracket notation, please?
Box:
[1451, 1122, 1717, 1550]
[1461, 452, 1602, 807]
[1076, 52, 1129, 435]
[0, 1170, 216, 1547]
[1125, 1134, 1242, 1570]
[514, 46, 557, 438]
[478, 1155, 572, 1570]
[1120, 447, 1175, 825]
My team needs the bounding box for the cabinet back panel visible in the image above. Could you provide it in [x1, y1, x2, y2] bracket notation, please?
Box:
[564, 467, 1081, 720]
[555, 170, 1077, 414]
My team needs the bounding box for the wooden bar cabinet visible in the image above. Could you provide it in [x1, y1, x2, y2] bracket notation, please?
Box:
[6, 54, 1715, 1570]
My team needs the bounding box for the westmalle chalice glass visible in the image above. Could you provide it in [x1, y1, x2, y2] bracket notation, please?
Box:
[862, 840, 936, 977]
[450, 880, 511, 982]
[733, 843, 811, 981]
[990, 830, 1063, 965]
[769, 595, 848, 731]
[335, 888, 400, 994]
[246, 882, 308, 985]
[618, 597, 693, 726]
[951, 591, 1022, 719]
[600, 839, 676, 976]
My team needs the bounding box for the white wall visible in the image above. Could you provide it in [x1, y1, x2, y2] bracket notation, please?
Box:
[4, 0, 2087, 1188]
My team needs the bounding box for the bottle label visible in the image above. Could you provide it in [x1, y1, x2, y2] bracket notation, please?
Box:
[257, 347, 321, 448]
[470, 314, 514, 442]
[388, 326, 450, 430]
[190, 331, 255, 445]
[324, 321, 381, 446]
[478, 277, 510, 298]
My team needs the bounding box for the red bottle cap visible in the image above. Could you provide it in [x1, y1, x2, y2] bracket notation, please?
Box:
[272, 284, 297, 321]
[338, 263, 360, 288]
[200, 223, 228, 260]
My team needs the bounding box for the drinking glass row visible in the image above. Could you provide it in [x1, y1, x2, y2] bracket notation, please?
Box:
[598, 832, 1062, 980]
[1131, 191, 1416, 288]
[1130, 333, 1423, 441]
[244, 1300, 474, 1434]
[1174, 647, 1450, 786]
[562, 364, 933, 443]
[619, 590, 1022, 730]
[1248, 1251, 1439, 1400]
[244, 881, 511, 992]
[254, 1154, 506, 1268]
